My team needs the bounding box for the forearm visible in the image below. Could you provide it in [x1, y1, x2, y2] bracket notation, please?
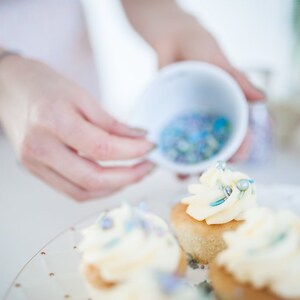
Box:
[0, 47, 12, 122]
[0, 47, 22, 96]
[0, 48, 26, 131]
[121, 0, 199, 49]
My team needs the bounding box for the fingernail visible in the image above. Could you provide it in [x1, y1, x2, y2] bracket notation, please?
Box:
[177, 174, 190, 181]
[251, 84, 266, 101]
[127, 127, 148, 138]
[255, 89, 266, 100]
[145, 142, 157, 153]
[142, 161, 156, 174]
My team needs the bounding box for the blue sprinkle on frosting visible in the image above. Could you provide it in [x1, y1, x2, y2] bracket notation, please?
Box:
[103, 237, 120, 249]
[99, 216, 113, 230]
[158, 273, 182, 295]
[209, 198, 225, 207]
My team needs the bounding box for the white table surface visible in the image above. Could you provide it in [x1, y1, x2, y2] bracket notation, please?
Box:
[1, 133, 300, 299]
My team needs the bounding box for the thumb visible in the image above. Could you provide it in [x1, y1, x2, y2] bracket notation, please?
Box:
[228, 68, 265, 102]
[155, 42, 179, 69]
[76, 95, 148, 139]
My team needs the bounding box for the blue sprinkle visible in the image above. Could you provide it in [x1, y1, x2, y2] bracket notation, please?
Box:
[155, 227, 166, 237]
[272, 232, 287, 245]
[209, 198, 225, 207]
[139, 219, 151, 232]
[98, 216, 113, 230]
[124, 219, 135, 233]
[158, 274, 182, 294]
[159, 112, 231, 165]
[124, 217, 152, 234]
[104, 237, 120, 249]
[248, 179, 255, 184]
[237, 179, 250, 191]
[223, 185, 233, 198]
[238, 191, 245, 200]
[138, 201, 148, 212]
[214, 117, 229, 132]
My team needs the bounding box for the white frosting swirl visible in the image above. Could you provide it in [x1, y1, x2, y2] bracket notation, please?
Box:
[85, 271, 201, 300]
[181, 162, 257, 224]
[79, 204, 181, 282]
[217, 207, 300, 298]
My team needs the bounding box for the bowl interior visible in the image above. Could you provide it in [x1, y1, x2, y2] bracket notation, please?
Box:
[130, 62, 248, 174]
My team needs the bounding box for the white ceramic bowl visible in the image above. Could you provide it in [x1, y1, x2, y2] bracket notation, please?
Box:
[130, 61, 248, 174]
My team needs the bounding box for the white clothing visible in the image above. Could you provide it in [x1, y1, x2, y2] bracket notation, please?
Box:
[0, 0, 100, 98]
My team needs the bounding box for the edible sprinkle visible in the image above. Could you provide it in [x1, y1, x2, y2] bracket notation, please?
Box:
[99, 216, 113, 230]
[196, 281, 213, 295]
[158, 273, 182, 294]
[159, 113, 231, 165]
[187, 253, 199, 269]
[103, 237, 120, 249]
[209, 198, 225, 207]
[223, 185, 233, 198]
[272, 232, 287, 246]
[238, 191, 245, 200]
[237, 179, 250, 192]
[216, 160, 227, 171]
[138, 201, 148, 212]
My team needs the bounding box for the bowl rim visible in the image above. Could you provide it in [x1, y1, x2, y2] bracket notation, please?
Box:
[132, 61, 249, 174]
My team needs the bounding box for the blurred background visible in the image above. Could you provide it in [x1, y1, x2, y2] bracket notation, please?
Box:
[1, 0, 300, 298]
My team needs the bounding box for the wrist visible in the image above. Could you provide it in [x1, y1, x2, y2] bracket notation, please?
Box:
[0, 52, 25, 115]
[0, 49, 21, 65]
[153, 14, 198, 45]
[122, 0, 199, 48]
[0, 50, 24, 83]
[151, 17, 208, 62]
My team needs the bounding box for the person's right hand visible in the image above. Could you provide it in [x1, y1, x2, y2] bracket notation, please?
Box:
[0, 56, 155, 201]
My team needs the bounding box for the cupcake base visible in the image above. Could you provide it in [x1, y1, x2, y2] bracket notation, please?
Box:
[81, 250, 187, 290]
[171, 203, 240, 264]
[81, 264, 116, 289]
[209, 262, 297, 300]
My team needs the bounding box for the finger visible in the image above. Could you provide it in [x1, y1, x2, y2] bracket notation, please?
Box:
[155, 41, 179, 69]
[28, 159, 126, 200]
[76, 97, 148, 138]
[57, 112, 154, 161]
[176, 174, 190, 181]
[93, 161, 155, 189]
[229, 129, 252, 163]
[27, 162, 108, 201]
[200, 40, 266, 103]
[31, 135, 155, 191]
[226, 68, 265, 102]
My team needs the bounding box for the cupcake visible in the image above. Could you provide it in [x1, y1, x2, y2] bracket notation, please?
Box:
[171, 161, 257, 264]
[79, 203, 187, 298]
[210, 207, 300, 300]
[84, 270, 205, 300]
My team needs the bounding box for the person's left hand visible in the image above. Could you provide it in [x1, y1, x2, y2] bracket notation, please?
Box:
[122, 1, 264, 168]
[154, 22, 262, 174]
[153, 22, 264, 103]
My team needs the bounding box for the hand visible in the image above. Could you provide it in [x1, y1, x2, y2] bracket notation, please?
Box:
[123, 1, 264, 165]
[0, 56, 155, 200]
[153, 22, 264, 102]
[122, 0, 264, 102]
[154, 22, 263, 164]
[151, 16, 261, 171]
